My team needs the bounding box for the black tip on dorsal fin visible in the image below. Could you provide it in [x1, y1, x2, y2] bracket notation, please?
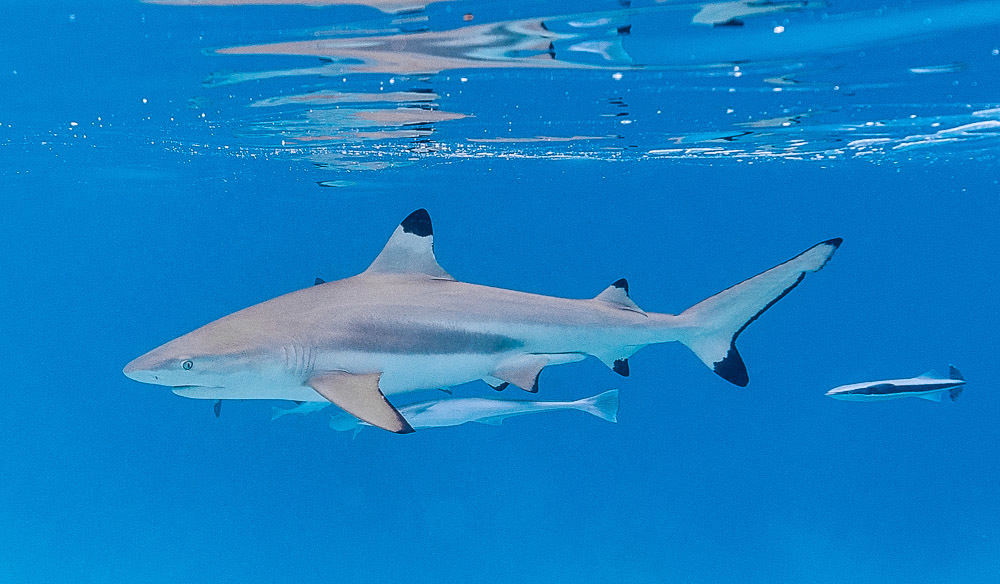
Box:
[612, 359, 630, 377]
[612, 278, 629, 295]
[314, 277, 326, 286]
[400, 208, 432, 237]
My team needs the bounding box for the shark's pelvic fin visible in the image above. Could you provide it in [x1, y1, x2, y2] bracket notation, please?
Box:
[677, 238, 842, 387]
[493, 355, 548, 393]
[593, 278, 646, 315]
[307, 371, 414, 434]
[363, 209, 454, 280]
[918, 392, 944, 402]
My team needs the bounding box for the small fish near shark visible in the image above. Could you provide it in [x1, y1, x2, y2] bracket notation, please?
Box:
[825, 365, 966, 402]
[327, 389, 620, 434]
[123, 209, 842, 434]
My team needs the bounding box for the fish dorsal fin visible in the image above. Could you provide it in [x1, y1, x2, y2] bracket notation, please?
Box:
[363, 209, 453, 280]
[917, 369, 946, 380]
[314, 277, 326, 286]
[593, 278, 645, 314]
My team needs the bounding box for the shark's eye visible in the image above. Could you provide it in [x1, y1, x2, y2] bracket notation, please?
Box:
[181, 360, 193, 370]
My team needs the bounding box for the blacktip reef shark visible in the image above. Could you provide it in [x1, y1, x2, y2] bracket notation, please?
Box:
[123, 209, 842, 434]
[825, 365, 966, 402]
[327, 389, 620, 433]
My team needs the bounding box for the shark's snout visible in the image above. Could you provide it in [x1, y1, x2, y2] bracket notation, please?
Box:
[123, 353, 164, 384]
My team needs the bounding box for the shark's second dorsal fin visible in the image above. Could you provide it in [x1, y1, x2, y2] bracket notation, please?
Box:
[363, 209, 453, 280]
[593, 278, 645, 314]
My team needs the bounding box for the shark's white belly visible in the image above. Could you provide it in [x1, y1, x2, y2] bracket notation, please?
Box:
[172, 347, 589, 402]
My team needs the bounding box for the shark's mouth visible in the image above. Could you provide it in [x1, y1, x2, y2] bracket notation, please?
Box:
[171, 385, 225, 399]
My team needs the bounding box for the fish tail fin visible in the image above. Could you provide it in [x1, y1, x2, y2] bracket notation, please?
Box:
[949, 365, 965, 401]
[675, 239, 842, 386]
[573, 389, 619, 422]
[949, 365, 964, 381]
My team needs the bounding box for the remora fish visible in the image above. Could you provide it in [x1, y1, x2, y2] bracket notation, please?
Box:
[123, 209, 841, 434]
[825, 365, 966, 402]
[271, 401, 332, 421]
[328, 389, 621, 432]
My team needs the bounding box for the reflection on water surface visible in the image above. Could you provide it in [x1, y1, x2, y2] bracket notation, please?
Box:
[145, 0, 1000, 174]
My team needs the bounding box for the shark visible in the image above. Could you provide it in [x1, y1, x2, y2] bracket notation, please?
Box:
[123, 209, 842, 434]
[825, 365, 966, 402]
[328, 389, 620, 433]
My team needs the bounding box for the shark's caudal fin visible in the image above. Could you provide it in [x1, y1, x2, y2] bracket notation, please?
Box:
[572, 389, 620, 422]
[676, 238, 842, 386]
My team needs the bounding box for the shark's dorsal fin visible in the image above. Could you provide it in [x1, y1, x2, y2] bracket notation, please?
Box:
[363, 209, 453, 280]
[593, 278, 645, 315]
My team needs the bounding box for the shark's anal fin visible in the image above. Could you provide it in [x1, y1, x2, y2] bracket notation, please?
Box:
[307, 372, 414, 434]
[493, 355, 548, 393]
[363, 209, 453, 280]
[594, 346, 639, 376]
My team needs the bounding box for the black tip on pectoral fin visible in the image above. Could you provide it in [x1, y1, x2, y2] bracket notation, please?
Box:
[823, 237, 844, 249]
[714, 345, 749, 387]
[492, 382, 509, 392]
[612, 359, 630, 377]
[400, 208, 433, 237]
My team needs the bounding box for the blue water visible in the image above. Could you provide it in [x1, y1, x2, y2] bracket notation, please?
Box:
[3, 1, 999, 582]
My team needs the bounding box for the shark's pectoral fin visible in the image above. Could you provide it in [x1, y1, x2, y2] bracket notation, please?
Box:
[307, 372, 414, 434]
[493, 355, 549, 393]
[482, 375, 510, 391]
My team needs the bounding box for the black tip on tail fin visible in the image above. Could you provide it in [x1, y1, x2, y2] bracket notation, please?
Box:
[400, 209, 432, 237]
[714, 346, 749, 387]
[948, 365, 964, 381]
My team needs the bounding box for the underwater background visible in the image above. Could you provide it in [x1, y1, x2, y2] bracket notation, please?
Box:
[2, 0, 999, 582]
